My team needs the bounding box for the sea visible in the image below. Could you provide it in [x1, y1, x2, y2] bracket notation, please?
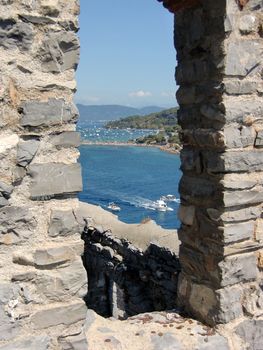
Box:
[78, 121, 181, 230]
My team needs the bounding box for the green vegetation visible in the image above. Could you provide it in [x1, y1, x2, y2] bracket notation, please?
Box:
[105, 107, 178, 130]
[134, 125, 181, 147]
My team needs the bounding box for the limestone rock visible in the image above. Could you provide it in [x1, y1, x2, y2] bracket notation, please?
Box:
[0, 194, 8, 208]
[31, 301, 87, 329]
[255, 130, 263, 147]
[0, 336, 50, 350]
[0, 134, 19, 157]
[239, 14, 256, 34]
[48, 209, 80, 237]
[225, 41, 261, 76]
[0, 206, 36, 244]
[219, 253, 257, 287]
[28, 163, 82, 199]
[0, 181, 13, 199]
[39, 31, 80, 73]
[17, 140, 39, 167]
[235, 319, 263, 350]
[0, 19, 33, 51]
[33, 246, 76, 268]
[20, 99, 78, 127]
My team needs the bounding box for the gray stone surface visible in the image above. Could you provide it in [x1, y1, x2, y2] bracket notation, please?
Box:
[31, 302, 87, 329]
[225, 41, 261, 76]
[33, 246, 75, 268]
[48, 209, 80, 237]
[216, 286, 243, 323]
[12, 166, 26, 185]
[0, 181, 13, 199]
[28, 163, 82, 199]
[0, 19, 33, 50]
[219, 253, 257, 287]
[39, 31, 80, 73]
[49, 131, 81, 149]
[17, 140, 39, 167]
[0, 336, 50, 350]
[20, 99, 78, 127]
[235, 320, 263, 350]
[0, 194, 8, 208]
[223, 221, 255, 243]
[0, 206, 36, 244]
[151, 333, 182, 350]
[59, 333, 88, 350]
[239, 14, 256, 34]
[255, 130, 263, 147]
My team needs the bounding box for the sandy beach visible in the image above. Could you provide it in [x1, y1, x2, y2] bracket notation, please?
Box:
[81, 140, 181, 154]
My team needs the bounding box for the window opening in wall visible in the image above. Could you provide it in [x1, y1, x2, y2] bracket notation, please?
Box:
[77, 0, 182, 318]
[76, 0, 181, 231]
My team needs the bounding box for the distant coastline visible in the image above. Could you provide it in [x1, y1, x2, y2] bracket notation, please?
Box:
[81, 140, 180, 154]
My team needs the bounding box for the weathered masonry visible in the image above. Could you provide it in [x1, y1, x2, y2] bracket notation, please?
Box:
[0, 1, 88, 349]
[159, 0, 263, 326]
[0, 0, 262, 349]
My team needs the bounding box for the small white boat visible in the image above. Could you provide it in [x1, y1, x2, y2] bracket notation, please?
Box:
[160, 194, 177, 202]
[107, 202, 121, 211]
[155, 200, 174, 212]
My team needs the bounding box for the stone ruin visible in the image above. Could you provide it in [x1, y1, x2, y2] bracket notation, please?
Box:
[0, 0, 262, 349]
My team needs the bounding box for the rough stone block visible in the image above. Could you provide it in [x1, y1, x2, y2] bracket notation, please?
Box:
[224, 189, 263, 207]
[223, 221, 255, 243]
[0, 206, 36, 244]
[0, 134, 19, 157]
[224, 125, 256, 148]
[219, 253, 258, 287]
[216, 286, 243, 323]
[225, 41, 261, 76]
[189, 283, 217, 321]
[0, 194, 8, 208]
[31, 301, 87, 329]
[255, 130, 263, 148]
[48, 209, 80, 237]
[28, 163, 82, 199]
[17, 140, 39, 167]
[178, 205, 195, 226]
[39, 31, 80, 73]
[20, 99, 78, 127]
[203, 150, 263, 173]
[49, 131, 81, 149]
[0, 181, 13, 199]
[33, 246, 76, 268]
[223, 98, 263, 123]
[0, 336, 50, 350]
[235, 320, 263, 350]
[224, 80, 257, 95]
[0, 19, 33, 50]
[239, 14, 256, 33]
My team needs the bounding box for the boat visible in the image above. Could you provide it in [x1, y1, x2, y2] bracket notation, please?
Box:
[160, 194, 177, 202]
[107, 202, 121, 211]
[155, 200, 174, 212]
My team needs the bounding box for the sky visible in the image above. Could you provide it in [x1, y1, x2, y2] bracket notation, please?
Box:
[75, 0, 178, 108]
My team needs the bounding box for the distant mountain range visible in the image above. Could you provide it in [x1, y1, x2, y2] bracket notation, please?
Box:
[77, 104, 164, 121]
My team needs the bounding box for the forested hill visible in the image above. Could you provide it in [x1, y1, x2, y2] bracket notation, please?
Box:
[105, 107, 178, 129]
[77, 104, 163, 121]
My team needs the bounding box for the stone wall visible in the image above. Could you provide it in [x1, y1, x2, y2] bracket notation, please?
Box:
[0, 1, 88, 349]
[82, 224, 180, 319]
[173, 0, 263, 327]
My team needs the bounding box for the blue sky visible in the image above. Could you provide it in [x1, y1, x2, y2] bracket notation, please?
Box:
[75, 0, 177, 108]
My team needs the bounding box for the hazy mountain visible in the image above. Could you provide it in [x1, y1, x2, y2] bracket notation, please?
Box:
[77, 104, 164, 121]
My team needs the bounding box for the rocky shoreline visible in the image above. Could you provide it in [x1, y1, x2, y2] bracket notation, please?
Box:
[81, 140, 181, 154]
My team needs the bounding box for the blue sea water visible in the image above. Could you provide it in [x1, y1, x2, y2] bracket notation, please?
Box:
[79, 144, 182, 230]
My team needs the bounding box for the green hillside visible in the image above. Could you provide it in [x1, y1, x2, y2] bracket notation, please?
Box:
[105, 107, 178, 130]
